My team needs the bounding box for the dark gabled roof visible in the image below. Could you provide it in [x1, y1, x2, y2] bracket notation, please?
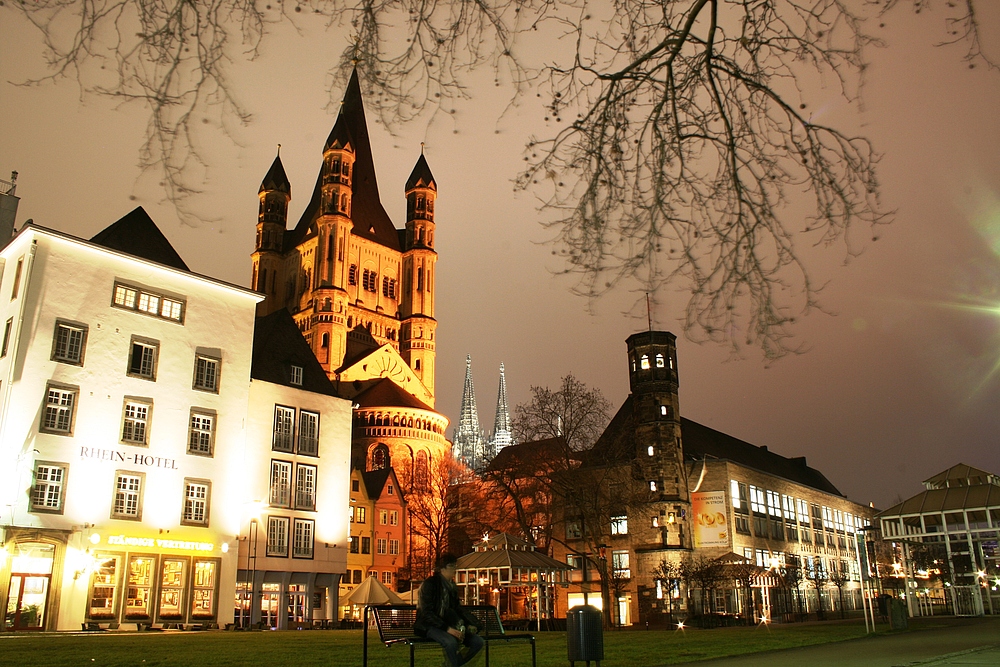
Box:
[259, 153, 291, 195]
[586, 395, 842, 495]
[405, 153, 436, 191]
[361, 467, 404, 502]
[337, 325, 383, 373]
[680, 418, 843, 496]
[89, 206, 189, 271]
[485, 436, 577, 473]
[353, 377, 431, 411]
[288, 69, 401, 252]
[251, 309, 338, 395]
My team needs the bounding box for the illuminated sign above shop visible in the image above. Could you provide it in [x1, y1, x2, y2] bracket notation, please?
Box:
[79, 446, 179, 470]
[100, 534, 216, 553]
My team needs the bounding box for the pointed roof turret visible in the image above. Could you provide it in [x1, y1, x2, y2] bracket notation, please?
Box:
[259, 150, 291, 195]
[90, 206, 189, 272]
[290, 68, 400, 250]
[489, 362, 515, 458]
[406, 152, 437, 192]
[324, 111, 354, 152]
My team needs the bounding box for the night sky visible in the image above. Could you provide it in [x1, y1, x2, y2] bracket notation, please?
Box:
[2, 7, 999, 509]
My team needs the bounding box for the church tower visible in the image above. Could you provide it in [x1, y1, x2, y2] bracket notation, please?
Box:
[626, 331, 689, 548]
[488, 362, 515, 460]
[399, 152, 438, 398]
[252, 151, 290, 315]
[453, 354, 484, 469]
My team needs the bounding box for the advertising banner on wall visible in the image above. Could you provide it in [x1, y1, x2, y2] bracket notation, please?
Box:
[692, 491, 730, 548]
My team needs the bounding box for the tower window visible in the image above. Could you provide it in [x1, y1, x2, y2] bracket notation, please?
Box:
[660, 405, 668, 416]
[348, 265, 358, 286]
[415, 359, 421, 371]
[655, 354, 665, 368]
[647, 446, 654, 457]
[640, 354, 650, 370]
[321, 333, 329, 349]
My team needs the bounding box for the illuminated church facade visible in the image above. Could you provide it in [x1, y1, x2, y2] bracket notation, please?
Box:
[250, 71, 450, 575]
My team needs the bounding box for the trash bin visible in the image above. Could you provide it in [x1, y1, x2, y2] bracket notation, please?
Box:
[567, 605, 604, 666]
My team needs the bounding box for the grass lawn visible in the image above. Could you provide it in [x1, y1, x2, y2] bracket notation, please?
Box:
[0, 621, 890, 667]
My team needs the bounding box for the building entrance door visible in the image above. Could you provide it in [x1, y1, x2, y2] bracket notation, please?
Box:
[5, 575, 51, 630]
[4, 542, 55, 631]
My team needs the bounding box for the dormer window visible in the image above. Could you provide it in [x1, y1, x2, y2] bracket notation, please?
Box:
[290, 365, 303, 386]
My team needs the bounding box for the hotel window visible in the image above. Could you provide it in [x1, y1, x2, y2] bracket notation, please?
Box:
[273, 405, 295, 452]
[182, 479, 210, 526]
[290, 365, 303, 386]
[10, 256, 23, 300]
[125, 556, 155, 620]
[389, 510, 398, 526]
[295, 464, 317, 510]
[51, 320, 87, 364]
[127, 338, 159, 380]
[361, 537, 371, 554]
[389, 539, 399, 555]
[377, 538, 387, 555]
[298, 410, 319, 456]
[822, 506, 834, 530]
[31, 462, 68, 513]
[188, 410, 215, 456]
[193, 355, 220, 392]
[380, 510, 388, 525]
[89, 555, 121, 620]
[121, 399, 151, 445]
[266, 516, 289, 557]
[293, 519, 314, 559]
[269, 460, 291, 507]
[112, 282, 185, 323]
[833, 509, 845, 532]
[1, 317, 11, 357]
[41, 383, 78, 435]
[112, 471, 144, 520]
[611, 550, 631, 578]
[610, 514, 628, 536]
[191, 560, 218, 619]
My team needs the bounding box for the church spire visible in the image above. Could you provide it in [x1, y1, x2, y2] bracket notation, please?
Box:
[488, 362, 515, 459]
[453, 354, 485, 469]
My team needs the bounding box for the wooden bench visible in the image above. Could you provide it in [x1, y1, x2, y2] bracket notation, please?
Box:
[363, 604, 536, 667]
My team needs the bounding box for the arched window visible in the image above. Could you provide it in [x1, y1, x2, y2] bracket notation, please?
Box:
[372, 444, 390, 471]
[341, 193, 349, 212]
[655, 353, 665, 368]
[414, 451, 429, 490]
[322, 332, 330, 348]
[640, 354, 650, 370]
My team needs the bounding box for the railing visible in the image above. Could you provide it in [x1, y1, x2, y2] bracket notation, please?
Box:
[0, 172, 16, 196]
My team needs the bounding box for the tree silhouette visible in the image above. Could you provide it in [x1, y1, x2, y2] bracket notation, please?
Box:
[7, 0, 995, 355]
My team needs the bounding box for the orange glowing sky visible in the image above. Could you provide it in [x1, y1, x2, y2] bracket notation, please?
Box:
[2, 6, 999, 508]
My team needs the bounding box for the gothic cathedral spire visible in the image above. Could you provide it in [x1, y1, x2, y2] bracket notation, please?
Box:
[454, 354, 484, 469]
[488, 362, 515, 459]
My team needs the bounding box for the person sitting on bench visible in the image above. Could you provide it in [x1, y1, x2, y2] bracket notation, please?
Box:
[414, 553, 484, 667]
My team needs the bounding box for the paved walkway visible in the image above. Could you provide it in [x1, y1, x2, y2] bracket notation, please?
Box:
[669, 617, 1000, 667]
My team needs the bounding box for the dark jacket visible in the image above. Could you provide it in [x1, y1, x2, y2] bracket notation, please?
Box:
[413, 572, 478, 636]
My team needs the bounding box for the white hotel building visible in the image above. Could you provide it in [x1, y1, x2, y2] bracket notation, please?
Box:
[0, 209, 351, 631]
